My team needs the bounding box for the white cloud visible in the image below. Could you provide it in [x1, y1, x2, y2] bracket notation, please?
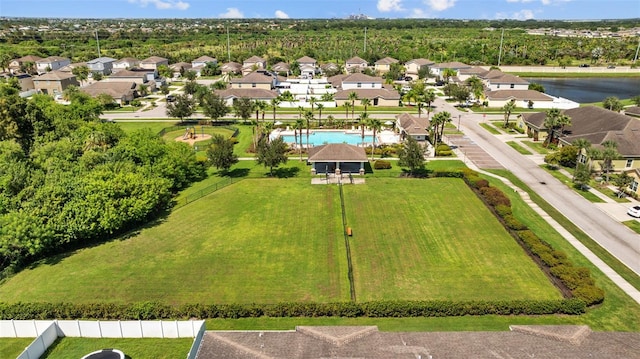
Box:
[495, 9, 535, 20]
[219, 7, 244, 18]
[377, 0, 404, 12]
[275, 10, 289, 19]
[128, 0, 189, 11]
[425, 0, 456, 12]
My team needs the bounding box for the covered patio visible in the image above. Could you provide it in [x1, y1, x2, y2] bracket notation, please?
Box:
[307, 144, 368, 176]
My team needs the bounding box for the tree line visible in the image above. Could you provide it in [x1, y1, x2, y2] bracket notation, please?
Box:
[0, 81, 206, 277]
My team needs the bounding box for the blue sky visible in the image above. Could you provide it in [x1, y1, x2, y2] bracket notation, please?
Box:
[1, 0, 639, 20]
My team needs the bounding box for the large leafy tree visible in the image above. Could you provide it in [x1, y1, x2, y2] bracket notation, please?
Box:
[201, 92, 229, 123]
[207, 134, 238, 172]
[256, 136, 288, 177]
[165, 93, 195, 122]
[232, 97, 254, 123]
[157, 64, 173, 79]
[398, 136, 425, 176]
[571, 138, 591, 180]
[465, 75, 484, 101]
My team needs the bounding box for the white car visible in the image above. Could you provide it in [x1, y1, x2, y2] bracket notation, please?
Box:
[627, 205, 640, 218]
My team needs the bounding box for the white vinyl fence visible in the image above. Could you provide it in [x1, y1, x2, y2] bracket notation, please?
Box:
[1, 320, 206, 359]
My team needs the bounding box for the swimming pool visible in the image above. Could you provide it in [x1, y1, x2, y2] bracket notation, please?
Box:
[278, 130, 375, 146]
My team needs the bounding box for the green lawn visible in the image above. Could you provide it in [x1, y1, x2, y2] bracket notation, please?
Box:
[41, 338, 193, 359]
[344, 178, 559, 301]
[479, 123, 501, 135]
[541, 165, 605, 203]
[0, 338, 34, 358]
[521, 140, 551, 154]
[115, 121, 177, 135]
[506, 141, 533, 155]
[623, 220, 640, 234]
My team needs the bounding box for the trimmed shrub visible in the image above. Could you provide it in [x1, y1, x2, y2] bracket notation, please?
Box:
[503, 214, 527, 230]
[374, 160, 392, 169]
[430, 170, 464, 178]
[494, 204, 512, 218]
[479, 186, 511, 207]
[437, 150, 453, 157]
[572, 285, 605, 306]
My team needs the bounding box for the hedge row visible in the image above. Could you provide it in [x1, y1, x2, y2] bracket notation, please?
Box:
[0, 299, 585, 320]
[373, 160, 392, 169]
[458, 169, 605, 307]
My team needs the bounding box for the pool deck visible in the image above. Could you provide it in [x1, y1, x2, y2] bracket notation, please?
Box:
[271, 128, 399, 147]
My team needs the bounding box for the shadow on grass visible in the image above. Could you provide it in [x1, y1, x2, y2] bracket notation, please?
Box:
[270, 167, 300, 178]
[400, 168, 432, 178]
[221, 168, 250, 178]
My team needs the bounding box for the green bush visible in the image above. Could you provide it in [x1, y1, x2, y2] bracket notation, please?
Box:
[374, 160, 392, 169]
[494, 204, 512, 218]
[502, 214, 527, 230]
[479, 186, 511, 207]
[572, 285, 605, 306]
[437, 150, 453, 157]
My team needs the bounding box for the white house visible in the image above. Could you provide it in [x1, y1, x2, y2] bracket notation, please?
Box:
[87, 57, 117, 75]
[113, 57, 140, 72]
[35, 56, 71, 74]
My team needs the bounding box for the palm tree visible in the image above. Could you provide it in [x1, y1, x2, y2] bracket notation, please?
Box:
[360, 98, 371, 115]
[358, 112, 369, 147]
[343, 102, 352, 123]
[309, 97, 317, 114]
[270, 97, 280, 123]
[367, 117, 383, 161]
[304, 110, 314, 149]
[294, 118, 305, 161]
[465, 75, 484, 102]
[431, 111, 452, 150]
[348, 91, 359, 119]
[424, 89, 436, 119]
[255, 100, 268, 122]
[316, 103, 324, 127]
[502, 99, 516, 128]
[571, 138, 591, 180]
[600, 140, 620, 183]
[543, 109, 571, 147]
[442, 68, 457, 83]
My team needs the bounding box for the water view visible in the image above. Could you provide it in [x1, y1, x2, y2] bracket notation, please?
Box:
[278, 130, 375, 146]
[523, 77, 639, 103]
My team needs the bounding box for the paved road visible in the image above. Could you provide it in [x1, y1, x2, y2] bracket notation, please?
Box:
[435, 98, 640, 277]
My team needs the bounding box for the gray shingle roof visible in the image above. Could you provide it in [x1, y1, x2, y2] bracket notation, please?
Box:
[308, 144, 368, 162]
[334, 88, 401, 100]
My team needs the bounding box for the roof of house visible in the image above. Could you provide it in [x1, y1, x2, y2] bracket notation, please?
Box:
[141, 56, 168, 64]
[432, 61, 471, 69]
[320, 62, 339, 71]
[346, 56, 368, 65]
[243, 56, 266, 64]
[80, 81, 136, 99]
[308, 144, 368, 162]
[485, 90, 553, 102]
[59, 62, 87, 72]
[406, 58, 435, 66]
[459, 66, 489, 77]
[297, 56, 316, 64]
[108, 69, 148, 79]
[114, 57, 140, 64]
[169, 62, 193, 71]
[87, 57, 117, 64]
[34, 70, 76, 81]
[625, 106, 640, 117]
[192, 56, 217, 63]
[374, 57, 399, 65]
[196, 325, 640, 359]
[329, 73, 383, 88]
[485, 72, 529, 85]
[215, 88, 278, 100]
[221, 62, 242, 71]
[334, 88, 401, 101]
[37, 56, 69, 64]
[272, 62, 290, 72]
[230, 71, 276, 84]
[523, 106, 640, 156]
[396, 113, 430, 136]
[13, 55, 42, 63]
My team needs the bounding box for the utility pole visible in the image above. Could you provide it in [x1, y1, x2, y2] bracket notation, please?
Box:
[227, 25, 231, 62]
[634, 38, 640, 64]
[497, 28, 504, 67]
[95, 29, 101, 58]
[364, 27, 367, 53]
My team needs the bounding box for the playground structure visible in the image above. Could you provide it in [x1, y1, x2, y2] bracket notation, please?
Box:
[183, 127, 197, 140]
[175, 126, 213, 145]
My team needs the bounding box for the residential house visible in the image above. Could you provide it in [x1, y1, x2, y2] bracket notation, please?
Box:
[330, 73, 400, 107]
[86, 57, 117, 75]
[169, 62, 193, 78]
[59, 62, 87, 74]
[104, 69, 158, 90]
[485, 89, 578, 110]
[625, 106, 640, 118]
[520, 106, 640, 171]
[80, 81, 136, 104]
[320, 62, 340, 76]
[374, 57, 399, 75]
[457, 66, 489, 82]
[140, 56, 169, 70]
[13, 73, 35, 92]
[623, 168, 640, 197]
[33, 70, 79, 95]
[221, 62, 242, 76]
[113, 57, 140, 72]
[35, 56, 71, 74]
[8, 55, 42, 74]
[230, 71, 278, 90]
[191, 56, 217, 69]
[242, 56, 267, 75]
[482, 70, 529, 91]
[214, 88, 278, 106]
[404, 58, 435, 80]
[345, 56, 368, 73]
[271, 62, 290, 76]
[395, 113, 430, 141]
[430, 61, 472, 79]
[296, 56, 317, 78]
[307, 144, 368, 175]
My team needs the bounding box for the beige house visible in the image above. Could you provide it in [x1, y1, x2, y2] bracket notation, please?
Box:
[345, 56, 368, 73]
[8, 55, 42, 74]
[140, 56, 169, 70]
[374, 57, 399, 74]
[215, 88, 278, 106]
[404, 58, 435, 80]
[169, 62, 193, 78]
[521, 106, 640, 172]
[80, 81, 136, 104]
[230, 71, 276, 90]
[242, 56, 267, 75]
[395, 113, 430, 141]
[623, 168, 640, 197]
[33, 70, 79, 95]
[221, 62, 242, 75]
[330, 73, 400, 107]
[430, 61, 472, 79]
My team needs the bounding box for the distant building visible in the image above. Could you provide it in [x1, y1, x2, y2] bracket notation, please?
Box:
[345, 56, 368, 73]
[87, 57, 117, 75]
[35, 56, 71, 74]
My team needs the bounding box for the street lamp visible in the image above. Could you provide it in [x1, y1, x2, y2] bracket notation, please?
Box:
[457, 114, 461, 130]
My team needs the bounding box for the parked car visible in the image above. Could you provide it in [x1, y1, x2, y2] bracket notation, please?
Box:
[579, 64, 590, 68]
[627, 205, 640, 218]
[607, 65, 616, 69]
[166, 94, 176, 102]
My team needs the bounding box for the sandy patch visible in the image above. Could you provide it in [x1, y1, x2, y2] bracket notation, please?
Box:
[174, 134, 212, 145]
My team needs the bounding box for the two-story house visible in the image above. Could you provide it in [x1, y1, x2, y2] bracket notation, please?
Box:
[140, 56, 169, 70]
[33, 70, 79, 95]
[35, 56, 71, 74]
[113, 58, 141, 72]
[345, 56, 368, 73]
[230, 71, 278, 90]
[330, 73, 400, 107]
[404, 58, 435, 80]
[242, 56, 267, 75]
[87, 57, 117, 76]
[374, 57, 399, 75]
[8, 55, 42, 74]
[296, 56, 317, 79]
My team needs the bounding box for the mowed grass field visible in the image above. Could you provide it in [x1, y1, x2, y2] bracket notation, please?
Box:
[345, 178, 560, 301]
[0, 177, 558, 305]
